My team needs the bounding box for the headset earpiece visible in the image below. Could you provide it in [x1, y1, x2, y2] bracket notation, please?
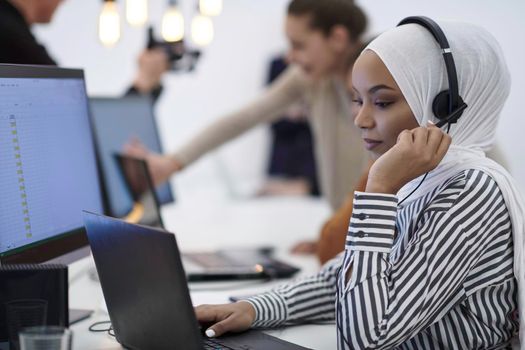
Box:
[432, 90, 452, 120]
[432, 90, 466, 122]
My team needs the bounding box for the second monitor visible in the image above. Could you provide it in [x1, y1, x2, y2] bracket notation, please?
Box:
[89, 96, 174, 218]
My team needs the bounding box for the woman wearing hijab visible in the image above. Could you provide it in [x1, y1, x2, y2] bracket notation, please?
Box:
[194, 18, 524, 349]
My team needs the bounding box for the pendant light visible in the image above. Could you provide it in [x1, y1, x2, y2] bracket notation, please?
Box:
[99, 0, 121, 47]
[162, 0, 185, 42]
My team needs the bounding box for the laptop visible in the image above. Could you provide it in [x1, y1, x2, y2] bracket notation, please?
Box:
[89, 96, 174, 218]
[83, 212, 310, 350]
[114, 153, 164, 228]
[113, 154, 300, 282]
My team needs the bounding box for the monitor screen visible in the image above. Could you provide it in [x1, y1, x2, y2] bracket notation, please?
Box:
[0, 65, 103, 262]
[89, 96, 174, 218]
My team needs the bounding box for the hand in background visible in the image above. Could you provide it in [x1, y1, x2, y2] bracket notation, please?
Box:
[290, 240, 318, 255]
[123, 138, 182, 186]
[195, 302, 256, 338]
[132, 48, 170, 94]
[366, 122, 452, 194]
[257, 178, 311, 197]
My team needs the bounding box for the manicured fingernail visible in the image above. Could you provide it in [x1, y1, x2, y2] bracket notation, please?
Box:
[205, 329, 216, 338]
[427, 120, 435, 125]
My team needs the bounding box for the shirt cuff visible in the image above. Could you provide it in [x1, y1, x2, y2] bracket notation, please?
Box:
[244, 291, 287, 328]
[346, 191, 398, 254]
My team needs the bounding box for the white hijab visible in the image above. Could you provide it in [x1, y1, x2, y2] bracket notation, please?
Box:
[367, 20, 525, 347]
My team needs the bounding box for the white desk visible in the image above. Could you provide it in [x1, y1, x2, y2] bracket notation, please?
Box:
[68, 197, 338, 350]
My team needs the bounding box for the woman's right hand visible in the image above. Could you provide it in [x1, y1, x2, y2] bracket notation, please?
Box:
[123, 138, 182, 186]
[194, 302, 256, 338]
[366, 122, 451, 195]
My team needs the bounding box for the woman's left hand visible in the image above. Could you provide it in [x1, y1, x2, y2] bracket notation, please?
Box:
[366, 122, 452, 195]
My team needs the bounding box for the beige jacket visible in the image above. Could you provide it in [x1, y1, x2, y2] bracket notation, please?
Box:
[173, 66, 368, 210]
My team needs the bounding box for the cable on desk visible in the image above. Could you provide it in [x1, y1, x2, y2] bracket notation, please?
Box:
[89, 320, 115, 337]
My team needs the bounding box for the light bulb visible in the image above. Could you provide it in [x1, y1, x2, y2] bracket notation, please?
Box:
[162, 6, 185, 42]
[99, 1, 121, 47]
[199, 0, 222, 17]
[126, 0, 148, 27]
[191, 14, 214, 47]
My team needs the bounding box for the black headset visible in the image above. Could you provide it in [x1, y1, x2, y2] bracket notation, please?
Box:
[395, 16, 469, 207]
[397, 16, 468, 128]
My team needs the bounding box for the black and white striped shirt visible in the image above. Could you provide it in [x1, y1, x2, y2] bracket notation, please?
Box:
[246, 169, 518, 349]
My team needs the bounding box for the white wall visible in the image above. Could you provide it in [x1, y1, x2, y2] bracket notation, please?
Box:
[35, 0, 525, 203]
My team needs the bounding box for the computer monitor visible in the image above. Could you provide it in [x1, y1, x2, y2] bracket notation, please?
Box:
[0, 64, 104, 265]
[89, 96, 174, 218]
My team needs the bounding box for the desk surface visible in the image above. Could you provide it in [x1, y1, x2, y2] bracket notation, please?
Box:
[69, 196, 337, 350]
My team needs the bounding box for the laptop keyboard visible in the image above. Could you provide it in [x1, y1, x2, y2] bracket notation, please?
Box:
[187, 252, 248, 269]
[203, 337, 251, 350]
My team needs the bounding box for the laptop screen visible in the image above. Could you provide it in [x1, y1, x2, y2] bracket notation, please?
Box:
[89, 96, 174, 218]
[114, 154, 164, 228]
[0, 66, 103, 256]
